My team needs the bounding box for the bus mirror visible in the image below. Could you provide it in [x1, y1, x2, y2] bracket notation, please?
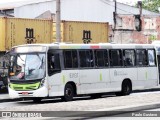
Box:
[2, 61, 9, 68]
[0, 61, 7, 68]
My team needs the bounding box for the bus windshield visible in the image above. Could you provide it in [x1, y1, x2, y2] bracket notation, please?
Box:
[9, 53, 46, 80]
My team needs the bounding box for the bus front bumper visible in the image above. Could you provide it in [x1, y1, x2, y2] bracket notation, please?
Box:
[8, 87, 48, 99]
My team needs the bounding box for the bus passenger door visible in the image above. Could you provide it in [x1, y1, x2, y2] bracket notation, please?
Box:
[136, 50, 149, 88]
[47, 50, 62, 97]
[157, 55, 160, 84]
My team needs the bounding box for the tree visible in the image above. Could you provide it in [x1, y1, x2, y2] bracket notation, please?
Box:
[140, 0, 160, 13]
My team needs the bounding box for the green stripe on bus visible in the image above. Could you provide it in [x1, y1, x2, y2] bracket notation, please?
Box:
[100, 73, 102, 81]
[62, 75, 66, 84]
[146, 71, 148, 80]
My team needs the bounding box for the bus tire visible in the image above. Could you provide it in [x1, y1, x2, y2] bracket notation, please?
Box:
[115, 80, 132, 96]
[62, 84, 74, 102]
[121, 80, 132, 96]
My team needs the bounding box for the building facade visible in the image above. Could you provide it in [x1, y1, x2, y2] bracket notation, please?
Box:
[0, 0, 160, 44]
[13, 0, 160, 44]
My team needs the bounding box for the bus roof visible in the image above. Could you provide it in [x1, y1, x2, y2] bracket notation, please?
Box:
[12, 43, 155, 50]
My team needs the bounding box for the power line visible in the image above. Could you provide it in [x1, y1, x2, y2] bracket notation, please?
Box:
[100, 0, 136, 15]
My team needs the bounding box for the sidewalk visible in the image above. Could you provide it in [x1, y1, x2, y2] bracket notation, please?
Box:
[0, 88, 10, 102]
[0, 93, 21, 102]
[0, 93, 11, 102]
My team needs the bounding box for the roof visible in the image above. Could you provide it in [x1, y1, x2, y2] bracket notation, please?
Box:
[0, 0, 159, 16]
[0, 0, 52, 10]
[101, 0, 160, 15]
[15, 0, 160, 20]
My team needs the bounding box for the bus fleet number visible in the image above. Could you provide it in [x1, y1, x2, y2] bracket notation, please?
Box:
[69, 73, 78, 78]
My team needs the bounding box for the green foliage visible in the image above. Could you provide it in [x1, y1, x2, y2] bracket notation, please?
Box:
[149, 35, 157, 41]
[141, 0, 160, 13]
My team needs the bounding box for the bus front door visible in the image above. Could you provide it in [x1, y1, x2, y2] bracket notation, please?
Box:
[157, 55, 160, 84]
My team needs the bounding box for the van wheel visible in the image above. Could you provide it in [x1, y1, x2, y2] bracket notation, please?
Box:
[62, 84, 74, 102]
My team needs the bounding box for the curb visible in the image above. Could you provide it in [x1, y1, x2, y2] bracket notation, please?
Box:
[80, 103, 160, 118]
[49, 103, 160, 118]
[0, 92, 22, 103]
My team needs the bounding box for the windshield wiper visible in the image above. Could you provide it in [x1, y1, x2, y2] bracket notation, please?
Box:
[39, 56, 44, 69]
[17, 54, 25, 62]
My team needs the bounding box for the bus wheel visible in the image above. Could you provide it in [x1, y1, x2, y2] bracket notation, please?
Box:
[32, 98, 42, 103]
[115, 80, 132, 96]
[121, 80, 132, 96]
[62, 84, 74, 102]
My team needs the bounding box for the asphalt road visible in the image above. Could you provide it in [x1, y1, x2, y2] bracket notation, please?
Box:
[1, 90, 160, 109]
[1, 90, 160, 120]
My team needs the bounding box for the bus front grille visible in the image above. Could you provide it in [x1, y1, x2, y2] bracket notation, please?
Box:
[13, 87, 23, 90]
[10, 82, 40, 91]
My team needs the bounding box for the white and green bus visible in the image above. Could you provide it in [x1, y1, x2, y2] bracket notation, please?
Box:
[8, 43, 159, 102]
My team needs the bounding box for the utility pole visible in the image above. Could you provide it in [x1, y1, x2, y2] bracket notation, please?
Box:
[112, 0, 117, 43]
[114, 0, 117, 30]
[138, 1, 142, 16]
[56, 0, 61, 42]
[115, 0, 117, 15]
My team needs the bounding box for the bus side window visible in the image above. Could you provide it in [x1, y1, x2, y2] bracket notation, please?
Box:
[123, 50, 135, 67]
[79, 50, 87, 67]
[79, 50, 94, 68]
[136, 49, 148, 66]
[109, 50, 122, 67]
[63, 50, 78, 69]
[48, 52, 61, 76]
[148, 49, 156, 66]
[94, 50, 108, 67]
[86, 50, 94, 67]
[72, 50, 78, 68]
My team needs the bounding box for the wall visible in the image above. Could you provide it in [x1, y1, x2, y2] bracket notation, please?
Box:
[111, 15, 160, 44]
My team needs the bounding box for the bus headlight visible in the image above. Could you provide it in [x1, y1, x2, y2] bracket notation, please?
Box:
[8, 78, 10, 83]
[8, 78, 10, 87]
[40, 79, 45, 87]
